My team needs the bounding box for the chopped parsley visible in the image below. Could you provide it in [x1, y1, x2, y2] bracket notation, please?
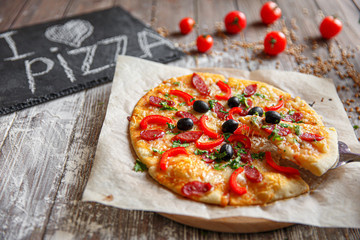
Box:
[173, 81, 180, 86]
[288, 109, 295, 115]
[219, 109, 229, 114]
[160, 101, 178, 111]
[172, 140, 189, 148]
[237, 94, 249, 109]
[223, 132, 232, 142]
[354, 125, 359, 130]
[254, 93, 267, 99]
[190, 98, 195, 103]
[294, 125, 302, 136]
[178, 102, 186, 106]
[268, 127, 284, 141]
[279, 123, 290, 128]
[152, 148, 165, 154]
[208, 100, 218, 110]
[251, 152, 265, 160]
[134, 159, 148, 172]
[194, 149, 208, 155]
[166, 131, 179, 135]
[167, 122, 176, 129]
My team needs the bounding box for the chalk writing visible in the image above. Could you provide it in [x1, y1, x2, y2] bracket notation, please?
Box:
[0, 31, 35, 61]
[25, 57, 54, 94]
[67, 35, 127, 76]
[45, 20, 93, 48]
[138, 29, 175, 58]
[57, 53, 76, 82]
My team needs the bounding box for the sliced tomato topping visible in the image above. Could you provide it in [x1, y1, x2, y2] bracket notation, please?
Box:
[227, 134, 251, 149]
[181, 181, 212, 196]
[170, 90, 195, 106]
[215, 81, 232, 100]
[192, 73, 210, 95]
[244, 165, 263, 183]
[140, 115, 173, 129]
[140, 130, 165, 140]
[243, 84, 257, 97]
[299, 133, 324, 141]
[234, 124, 250, 135]
[265, 152, 300, 175]
[172, 131, 203, 143]
[160, 147, 188, 171]
[282, 112, 303, 123]
[175, 111, 199, 124]
[213, 101, 228, 120]
[196, 137, 224, 150]
[227, 107, 245, 120]
[229, 167, 247, 195]
[264, 95, 284, 111]
[149, 96, 175, 107]
[262, 125, 290, 136]
[199, 115, 220, 139]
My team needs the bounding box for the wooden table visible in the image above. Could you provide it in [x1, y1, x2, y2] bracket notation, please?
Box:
[1, 0, 359, 239]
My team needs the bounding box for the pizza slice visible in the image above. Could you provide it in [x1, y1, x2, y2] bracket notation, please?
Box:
[238, 115, 338, 176]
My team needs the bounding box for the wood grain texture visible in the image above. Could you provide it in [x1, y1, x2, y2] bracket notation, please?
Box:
[0, 0, 359, 239]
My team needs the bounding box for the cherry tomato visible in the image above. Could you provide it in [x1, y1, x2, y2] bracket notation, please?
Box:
[179, 17, 196, 35]
[260, 1, 282, 25]
[224, 11, 247, 34]
[263, 31, 287, 56]
[319, 16, 343, 39]
[196, 35, 213, 53]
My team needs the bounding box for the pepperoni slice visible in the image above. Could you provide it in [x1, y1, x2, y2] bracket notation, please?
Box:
[140, 130, 165, 140]
[192, 73, 210, 95]
[181, 181, 212, 196]
[173, 131, 203, 143]
[239, 153, 253, 163]
[213, 102, 228, 120]
[201, 153, 214, 163]
[244, 165, 263, 183]
[282, 112, 304, 123]
[299, 133, 324, 141]
[243, 84, 257, 97]
[175, 111, 199, 124]
[149, 96, 175, 107]
[262, 125, 291, 136]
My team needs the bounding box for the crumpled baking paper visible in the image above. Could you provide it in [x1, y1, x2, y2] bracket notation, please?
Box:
[82, 55, 360, 228]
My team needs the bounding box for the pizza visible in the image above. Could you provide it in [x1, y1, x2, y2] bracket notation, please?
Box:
[129, 72, 338, 206]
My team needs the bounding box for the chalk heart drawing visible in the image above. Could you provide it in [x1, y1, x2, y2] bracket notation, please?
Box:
[45, 20, 94, 48]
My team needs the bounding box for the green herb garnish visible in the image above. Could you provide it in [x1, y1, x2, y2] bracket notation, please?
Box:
[134, 159, 148, 172]
[160, 101, 178, 111]
[208, 100, 218, 110]
[153, 148, 165, 154]
[251, 152, 265, 160]
[167, 122, 176, 129]
[172, 140, 189, 148]
[194, 149, 208, 155]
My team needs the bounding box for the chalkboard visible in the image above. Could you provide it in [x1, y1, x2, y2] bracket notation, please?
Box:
[0, 7, 184, 115]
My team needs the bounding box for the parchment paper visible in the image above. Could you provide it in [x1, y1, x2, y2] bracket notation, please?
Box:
[82, 55, 360, 228]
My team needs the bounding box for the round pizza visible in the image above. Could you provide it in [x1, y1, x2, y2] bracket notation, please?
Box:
[129, 72, 338, 206]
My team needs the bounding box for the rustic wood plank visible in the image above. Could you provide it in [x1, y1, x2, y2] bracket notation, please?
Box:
[65, 0, 114, 16]
[114, 0, 153, 24]
[12, 0, 71, 28]
[0, 0, 28, 31]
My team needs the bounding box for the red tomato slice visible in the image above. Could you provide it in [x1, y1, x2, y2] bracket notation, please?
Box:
[172, 131, 203, 143]
[265, 152, 299, 175]
[149, 96, 175, 107]
[199, 115, 220, 139]
[192, 73, 210, 95]
[140, 115, 173, 130]
[229, 167, 247, 195]
[181, 181, 212, 196]
[196, 137, 224, 150]
[244, 165, 263, 183]
[299, 133, 324, 142]
[243, 84, 257, 97]
[160, 147, 188, 171]
[170, 90, 195, 106]
[215, 81, 232, 100]
[264, 95, 284, 111]
[227, 134, 251, 149]
[175, 111, 199, 124]
[140, 130, 165, 140]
